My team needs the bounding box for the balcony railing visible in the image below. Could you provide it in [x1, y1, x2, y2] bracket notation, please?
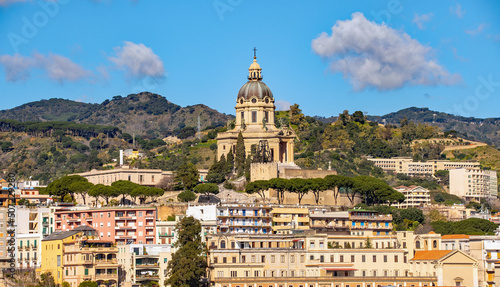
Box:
[95, 259, 118, 265]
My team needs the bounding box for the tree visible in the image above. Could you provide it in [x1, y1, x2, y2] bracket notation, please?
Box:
[435, 170, 449, 185]
[46, 175, 88, 202]
[62, 282, 70, 287]
[235, 131, 246, 176]
[166, 216, 207, 287]
[70, 181, 93, 205]
[225, 149, 234, 176]
[89, 184, 119, 205]
[288, 178, 308, 204]
[268, 178, 290, 204]
[78, 281, 98, 287]
[364, 237, 372, 248]
[37, 272, 56, 287]
[352, 111, 365, 124]
[245, 180, 269, 202]
[308, 178, 326, 205]
[324, 175, 341, 206]
[193, 183, 219, 197]
[130, 186, 148, 205]
[178, 190, 197, 202]
[175, 163, 199, 190]
[111, 180, 140, 205]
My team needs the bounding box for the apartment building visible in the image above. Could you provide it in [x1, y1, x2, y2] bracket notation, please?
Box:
[62, 233, 118, 287]
[0, 208, 9, 269]
[309, 210, 350, 234]
[349, 209, 393, 236]
[54, 207, 157, 245]
[271, 207, 309, 234]
[216, 204, 272, 234]
[450, 168, 498, 200]
[41, 225, 97, 285]
[206, 231, 477, 287]
[469, 236, 500, 287]
[367, 157, 480, 176]
[117, 244, 172, 287]
[393, 185, 431, 208]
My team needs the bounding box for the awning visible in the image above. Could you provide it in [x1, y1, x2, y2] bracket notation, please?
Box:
[292, 239, 304, 242]
[323, 268, 357, 271]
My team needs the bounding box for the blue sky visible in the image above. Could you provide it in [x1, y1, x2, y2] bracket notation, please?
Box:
[0, 1, 499, 119]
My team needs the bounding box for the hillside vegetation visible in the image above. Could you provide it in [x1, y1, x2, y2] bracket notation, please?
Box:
[0, 92, 234, 138]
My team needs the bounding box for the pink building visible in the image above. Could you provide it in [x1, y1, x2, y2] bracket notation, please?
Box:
[54, 207, 156, 245]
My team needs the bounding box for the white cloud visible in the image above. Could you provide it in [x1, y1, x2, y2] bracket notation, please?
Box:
[311, 12, 461, 91]
[0, 54, 36, 82]
[450, 4, 465, 18]
[108, 41, 165, 79]
[275, 100, 292, 111]
[413, 13, 433, 30]
[465, 23, 487, 35]
[0, 52, 90, 83]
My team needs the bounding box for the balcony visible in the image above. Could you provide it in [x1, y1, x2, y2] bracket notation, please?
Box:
[115, 225, 135, 230]
[95, 273, 118, 280]
[95, 259, 118, 265]
[145, 226, 154, 229]
[136, 274, 159, 280]
[135, 263, 160, 269]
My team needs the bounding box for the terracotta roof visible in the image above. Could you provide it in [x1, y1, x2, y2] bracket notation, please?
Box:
[411, 250, 452, 260]
[441, 234, 469, 239]
[428, 231, 436, 234]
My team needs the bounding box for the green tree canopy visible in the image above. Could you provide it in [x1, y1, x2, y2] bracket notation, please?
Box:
[166, 216, 207, 287]
[193, 183, 219, 196]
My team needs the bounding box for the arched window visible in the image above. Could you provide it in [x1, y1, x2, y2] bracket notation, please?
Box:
[220, 240, 226, 249]
[416, 241, 421, 249]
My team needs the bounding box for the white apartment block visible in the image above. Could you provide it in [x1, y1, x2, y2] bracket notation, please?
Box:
[450, 168, 498, 200]
[14, 206, 50, 269]
[394, 185, 431, 208]
[117, 244, 172, 287]
[367, 157, 480, 176]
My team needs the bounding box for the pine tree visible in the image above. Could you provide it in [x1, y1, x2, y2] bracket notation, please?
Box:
[226, 149, 234, 176]
[166, 216, 207, 287]
[235, 131, 246, 176]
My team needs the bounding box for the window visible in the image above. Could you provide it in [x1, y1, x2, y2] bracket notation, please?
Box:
[281, 255, 285, 263]
[264, 111, 269, 123]
[223, 257, 227, 263]
[100, 222, 104, 227]
[394, 255, 398, 262]
[310, 241, 315, 248]
[214, 257, 218, 263]
[290, 255, 295, 263]
[300, 255, 305, 263]
[232, 257, 236, 263]
[271, 255, 276, 263]
[384, 255, 387, 262]
[241, 112, 244, 121]
[319, 241, 324, 248]
[107, 212, 111, 217]
[362, 255, 365, 262]
[254, 271, 260, 277]
[85, 268, 88, 275]
[220, 240, 226, 249]
[107, 222, 111, 227]
[252, 111, 257, 123]
[373, 255, 376, 262]
[351, 255, 355, 262]
[262, 255, 265, 263]
[310, 255, 314, 260]
[340, 255, 344, 262]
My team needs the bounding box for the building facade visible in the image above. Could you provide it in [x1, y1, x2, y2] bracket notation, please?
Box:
[54, 207, 157, 245]
[450, 168, 498, 200]
[271, 207, 310, 234]
[367, 157, 480, 176]
[393, 185, 431, 208]
[216, 204, 272, 234]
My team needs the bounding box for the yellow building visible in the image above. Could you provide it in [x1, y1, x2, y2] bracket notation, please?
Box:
[216, 54, 296, 165]
[271, 207, 309, 234]
[41, 225, 96, 285]
[63, 238, 118, 287]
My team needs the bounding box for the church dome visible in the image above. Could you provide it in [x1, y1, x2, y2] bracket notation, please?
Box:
[237, 52, 274, 101]
[237, 81, 273, 101]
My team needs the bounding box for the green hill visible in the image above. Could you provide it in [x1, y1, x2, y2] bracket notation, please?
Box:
[0, 92, 234, 138]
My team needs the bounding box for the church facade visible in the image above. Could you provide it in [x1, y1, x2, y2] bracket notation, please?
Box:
[216, 55, 296, 164]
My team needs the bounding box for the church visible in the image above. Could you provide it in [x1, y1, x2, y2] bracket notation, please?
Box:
[216, 52, 297, 167]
